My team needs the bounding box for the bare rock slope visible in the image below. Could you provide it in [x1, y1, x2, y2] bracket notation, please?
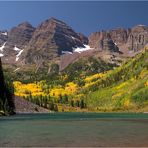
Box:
[0, 18, 147, 71]
[89, 25, 148, 55]
[15, 96, 49, 113]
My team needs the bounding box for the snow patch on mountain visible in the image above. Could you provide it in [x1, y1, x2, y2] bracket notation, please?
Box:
[14, 46, 21, 51]
[114, 42, 117, 46]
[71, 36, 77, 40]
[62, 51, 73, 54]
[1, 32, 7, 36]
[73, 45, 94, 53]
[16, 50, 24, 61]
[0, 42, 6, 52]
[0, 53, 4, 57]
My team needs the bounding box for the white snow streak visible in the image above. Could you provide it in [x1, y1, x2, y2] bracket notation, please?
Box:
[62, 45, 93, 55]
[0, 42, 6, 51]
[62, 51, 73, 54]
[1, 32, 7, 36]
[14, 46, 21, 51]
[16, 50, 23, 61]
[73, 45, 94, 53]
[71, 36, 77, 40]
[114, 42, 117, 46]
[0, 53, 4, 57]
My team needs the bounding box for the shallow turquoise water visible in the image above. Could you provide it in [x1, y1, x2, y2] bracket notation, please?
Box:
[0, 113, 148, 147]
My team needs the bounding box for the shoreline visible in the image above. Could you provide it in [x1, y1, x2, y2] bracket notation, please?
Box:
[1, 110, 148, 116]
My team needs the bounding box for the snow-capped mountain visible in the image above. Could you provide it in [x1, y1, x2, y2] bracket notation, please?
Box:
[0, 18, 147, 72]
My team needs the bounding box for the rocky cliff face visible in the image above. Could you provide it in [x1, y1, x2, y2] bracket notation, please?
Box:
[7, 22, 35, 48]
[89, 31, 119, 52]
[89, 25, 148, 54]
[22, 18, 86, 64]
[77, 33, 88, 44]
[0, 31, 8, 45]
[0, 18, 147, 72]
[126, 25, 148, 51]
[0, 22, 35, 64]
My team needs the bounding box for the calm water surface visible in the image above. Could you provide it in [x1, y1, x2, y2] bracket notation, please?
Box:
[0, 113, 148, 147]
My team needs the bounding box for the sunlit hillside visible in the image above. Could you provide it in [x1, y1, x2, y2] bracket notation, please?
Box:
[13, 46, 148, 112]
[84, 46, 148, 111]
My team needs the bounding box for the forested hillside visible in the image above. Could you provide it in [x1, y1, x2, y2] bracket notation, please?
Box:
[13, 46, 148, 112]
[84, 46, 148, 111]
[13, 57, 114, 112]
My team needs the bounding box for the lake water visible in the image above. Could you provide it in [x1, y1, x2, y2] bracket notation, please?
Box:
[0, 113, 148, 147]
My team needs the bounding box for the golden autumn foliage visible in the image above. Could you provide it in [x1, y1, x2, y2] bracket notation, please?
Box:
[50, 87, 66, 97]
[145, 81, 148, 87]
[123, 99, 130, 107]
[139, 69, 148, 79]
[65, 82, 78, 93]
[84, 81, 96, 88]
[14, 81, 79, 98]
[13, 81, 45, 97]
[115, 82, 128, 90]
[112, 92, 123, 99]
[50, 82, 78, 97]
[84, 73, 105, 83]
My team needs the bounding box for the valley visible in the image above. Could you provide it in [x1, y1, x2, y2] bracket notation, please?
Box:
[0, 17, 148, 114]
[0, 2, 148, 147]
[11, 46, 148, 112]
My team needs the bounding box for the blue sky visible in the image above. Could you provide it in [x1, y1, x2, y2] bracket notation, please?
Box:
[0, 1, 147, 36]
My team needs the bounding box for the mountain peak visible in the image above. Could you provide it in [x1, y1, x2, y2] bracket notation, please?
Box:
[49, 17, 67, 25]
[132, 24, 148, 32]
[137, 24, 146, 27]
[37, 17, 67, 31]
[39, 17, 68, 29]
[21, 17, 86, 64]
[18, 22, 34, 28]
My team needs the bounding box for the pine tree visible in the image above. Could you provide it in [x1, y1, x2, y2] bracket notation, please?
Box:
[48, 101, 54, 110]
[54, 104, 58, 112]
[76, 100, 80, 107]
[59, 94, 62, 103]
[0, 58, 15, 114]
[70, 100, 74, 107]
[80, 99, 85, 109]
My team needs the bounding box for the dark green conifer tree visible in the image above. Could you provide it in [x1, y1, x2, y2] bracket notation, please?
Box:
[0, 58, 15, 114]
